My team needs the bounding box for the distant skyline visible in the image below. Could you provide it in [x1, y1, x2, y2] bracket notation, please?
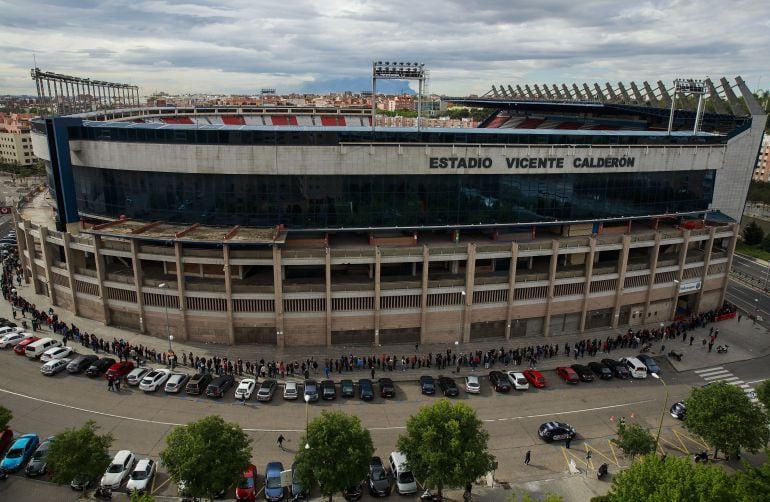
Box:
[1, 0, 768, 97]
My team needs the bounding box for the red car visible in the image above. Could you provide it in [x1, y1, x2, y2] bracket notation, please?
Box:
[523, 369, 547, 388]
[13, 336, 40, 356]
[235, 463, 257, 502]
[105, 361, 135, 379]
[555, 367, 579, 384]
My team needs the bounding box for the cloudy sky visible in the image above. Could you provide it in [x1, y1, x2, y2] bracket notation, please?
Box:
[1, 0, 768, 97]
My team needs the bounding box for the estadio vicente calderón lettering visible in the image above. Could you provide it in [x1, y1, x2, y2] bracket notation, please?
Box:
[428, 156, 635, 169]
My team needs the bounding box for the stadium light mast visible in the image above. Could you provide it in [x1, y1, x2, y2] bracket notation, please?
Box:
[372, 61, 427, 132]
[667, 78, 706, 135]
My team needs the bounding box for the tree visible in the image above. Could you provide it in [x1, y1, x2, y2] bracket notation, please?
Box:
[760, 233, 770, 252]
[130, 490, 156, 502]
[755, 380, 770, 411]
[611, 423, 656, 459]
[46, 420, 113, 486]
[684, 381, 770, 458]
[607, 453, 734, 501]
[742, 221, 764, 245]
[732, 450, 770, 502]
[293, 411, 374, 502]
[396, 399, 496, 498]
[0, 405, 11, 430]
[160, 415, 251, 501]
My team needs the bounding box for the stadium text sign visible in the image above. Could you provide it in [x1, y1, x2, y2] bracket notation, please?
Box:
[428, 156, 636, 170]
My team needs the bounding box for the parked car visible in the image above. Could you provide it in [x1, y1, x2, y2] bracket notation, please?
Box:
[556, 366, 579, 384]
[438, 376, 459, 397]
[570, 364, 594, 382]
[636, 354, 661, 375]
[670, 401, 687, 420]
[185, 372, 212, 395]
[100, 450, 136, 489]
[41, 357, 71, 376]
[538, 422, 577, 442]
[419, 375, 436, 395]
[105, 361, 135, 380]
[257, 379, 278, 402]
[343, 482, 364, 501]
[25, 438, 54, 477]
[340, 379, 355, 398]
[283, 381, 299, 400]
[0, 331, 32, 349]
[40, 345, 73, 362]
[234, 378, 256, 400]
[489, 371, 512, 392]
[291, 461, 307, 500]
[464, 375, 480, 394]
[1, 434, 39, 472]
[66, 354, 99, 374]
[206, 374, 235, 398]
[368, 456, 390, 496]
[522, 369, 547, 388]
[358, 379, 374, 401]
[126, 458, 156, 494]
[0, 428, 14, 458]
[507, 371, 530, 390]
[126, 366, 152, 386]
[236, 463, 257, 502]
[321, 379, 336, 400]
[139, 368, 171, 392]
[303, 379, 319, 402]
[264, 461, 285, 502]
[588, 361, 613, 380]
[165, 373, 191, 393]
[13, 336, 40, 355]
[85, 357, 116, 377]
[378, 377, 395, 398]
[601, 358, 631, 379]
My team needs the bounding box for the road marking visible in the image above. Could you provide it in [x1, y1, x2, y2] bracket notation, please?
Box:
[694, 367, 724, 374]
[702, 373, 730, 381]
[693, 367, 758, 402]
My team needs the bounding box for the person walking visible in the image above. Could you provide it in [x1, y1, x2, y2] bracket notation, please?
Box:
[689, 336, 694, 346]
[107, 377, 114, 391]
[277, 434, 285, 450]
[565, 437, 571, 449]
[114, 377, 121, 392]
[524, 450, 531, 465]
[371, 367, 375, 379]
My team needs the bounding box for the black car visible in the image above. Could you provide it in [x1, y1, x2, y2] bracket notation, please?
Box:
[489, 371, 512, 392]
[378, 378, 395, 398]
[256, 379, 278, 401]
[636, 354, 661, 375]
[538, 421, 577, 442]
[67, 354, 99, 374]
[601, 358, 631, 379]
[85, 357, 116, 377]
[25, 438, 53, 477]
[1, 321, 17, 328]
[343, 482, 364, 501]
[206, 374, 235, 398]
[340, 379, 355, 398]
[570, 364, 594, 382]
[368, 457, 390, 496]
[438, 376, 459, 397]
[419, 375, 436, 395]
[588, 361, 613, 380]
[670, 401, 686, 420]
[320, 379, 336, 400]
[358, 379, 374, 401]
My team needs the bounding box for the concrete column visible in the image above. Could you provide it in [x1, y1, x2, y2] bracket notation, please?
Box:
[694, 228, 716, 313]
[542, 240, 560, 337]
[579, 238, 597, 332]
[611, 235, 632, 328]
[374, 247, 381, 345]
[92, 236, 111, 324]
[412, 262, 417, 276]
[718, 223, 739, 307]
[23, 220, 40, 294]
[504, 242, 519, 340]
[223, 245, 235, 344]
[451, 260, 459, 274]
[129, 240, 146, 334]
[272, 247, 285, 348]
[38, 227, 58, 306]
[642, 233, 662, 321]
[325, 247, 333, 345]
[419, 245, 429, 344]
[13, 212, 30, 284]
[173, 243, 189, 342]
[61, 233, 80, 316]
[461, 243, 476, 343]
[669, 230, 691, 320]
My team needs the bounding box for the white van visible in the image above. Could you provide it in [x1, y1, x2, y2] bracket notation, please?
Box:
[621, 357, 648, 379]
[388, 451, 417, 495]
[25, 337, 61, 359]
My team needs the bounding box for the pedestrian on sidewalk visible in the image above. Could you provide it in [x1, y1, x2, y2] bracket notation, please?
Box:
[114, 378, 121, 392]
[524, 450, 531, 465]
[107, 377, 114, 391]
[565, 437, 571, 449]
[371, 367, 375, 379]
[277, 434, 285, 450]
[689, 336, 694, 346]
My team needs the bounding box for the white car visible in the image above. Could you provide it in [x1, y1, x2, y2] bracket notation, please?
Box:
[125, 458, 156, 494]
[126, 366, 152, 386]
[0, 326, 22, 337]
[41, 358, 71, 376]
[164, 373, 190, 393]
[283, 381, 299, 400]
[139, 369, 171, 392]
[507, 371, 530, 390]
[0, 331, 32, 349]
[234, 378, 256, 400]
[464, 375, 481, 394]
[100, 450, 136, 489]
[40, 346, 74, 362]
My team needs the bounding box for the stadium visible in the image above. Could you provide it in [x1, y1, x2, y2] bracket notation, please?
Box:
[17, 71, 767, 347]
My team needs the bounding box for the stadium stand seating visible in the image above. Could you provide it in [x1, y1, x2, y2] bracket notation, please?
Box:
[270, 116, 299, 126]
[222, 116, 246, 125]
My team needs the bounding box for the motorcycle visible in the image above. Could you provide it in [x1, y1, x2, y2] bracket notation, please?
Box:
[597, 463, 609, 480]
[717, 345, 729, 354]
[0, 468, 8, 481]
[94, 486, 112, 499]
[640, 343, 652, 353]
[668, 350, 683, 362]
[694, 451, 709, 463]
[421, 489, 444, 502]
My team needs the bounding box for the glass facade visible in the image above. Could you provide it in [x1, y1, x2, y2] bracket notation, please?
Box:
[72, 165, 716, 229]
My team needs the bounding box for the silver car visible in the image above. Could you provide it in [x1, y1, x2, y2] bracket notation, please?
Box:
[126, 367, 152, 386]
[164, 373, 190, 393]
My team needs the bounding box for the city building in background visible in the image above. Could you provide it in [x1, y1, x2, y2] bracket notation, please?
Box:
[0, 113, 35, 166]
[753, 134, 770, 182]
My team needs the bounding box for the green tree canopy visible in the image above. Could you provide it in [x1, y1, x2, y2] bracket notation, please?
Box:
[293, 410, 374, 502]
[396, 399, 496, 497]
[743, 221, 764, 245]
[129, 489, 156, 502]
[755, 380, 770, 411]
[46, 420, 113, 486]
[160, 415, 251, 500]
[611, 423, 656, 459]
[732, 449, 770, 502]
[608, 453, 734, 502]
[0, 405, 11, 430]
[685, 381, 770, 458]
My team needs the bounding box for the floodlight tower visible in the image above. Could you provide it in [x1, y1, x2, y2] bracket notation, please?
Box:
[372, 61, 427, 132]
[667, 78, 707, 135]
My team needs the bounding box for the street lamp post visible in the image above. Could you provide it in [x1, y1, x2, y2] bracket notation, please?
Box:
[304, 393, 311, 450]
[651, 373, 668, 450]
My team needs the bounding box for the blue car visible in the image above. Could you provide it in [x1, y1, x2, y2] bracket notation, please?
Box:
[1, 434, 40, 472]
[265, 461, 285, 501]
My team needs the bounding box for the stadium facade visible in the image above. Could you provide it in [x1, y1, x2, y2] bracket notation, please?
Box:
[17, 76, 767, 346]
